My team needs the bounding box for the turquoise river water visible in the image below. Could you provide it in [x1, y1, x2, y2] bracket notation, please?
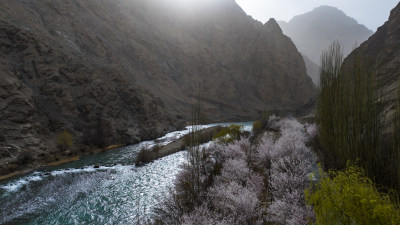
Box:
[0, 122, 252, 225]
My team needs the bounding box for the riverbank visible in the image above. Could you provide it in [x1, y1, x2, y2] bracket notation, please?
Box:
[0, 122, 250, 181]
[136, 126, 224, 165]
[0, 144, 126, 181]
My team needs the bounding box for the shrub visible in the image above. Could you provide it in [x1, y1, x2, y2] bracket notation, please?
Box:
[209, 139, 247, 163]
[252, 121, 263, 136]
[305, 123, 317, 139]
[246, 173, 265, 197]
[252, 111, 270, 136]
[155, 117, 315, 225]
[259, 111, 270, 128]
[182, 205, 234, 225]
[306, 166, 400, 225]
[264, 118, 316, 225]
[184, 126, 223, 146]
[214, 158, 251, 186]
[153, 188, 185, 225]
[268, 191, 314, 225]
[253, 133, 274, 171]
[271, 129, 308, 160]
[305, 123, 321, 151]
[271, 118, 304, 132]
[213, 125, 243, 144]
[135, 145, 161, 164]
[270, 154, 313, 200]
[56, 130, 74, 151]
[155, 134, 264, 224]
[208, 181, 263, 224]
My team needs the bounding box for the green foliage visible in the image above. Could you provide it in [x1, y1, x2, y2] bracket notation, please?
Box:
[252, 121, 263, 136]
[316, 42, 382, 181]
[259, 111, 270, 127]
[306, 166, 400, 225]
[252, 111, 270, 136]
[213, 124, 243, 144]
[56, 130, 74, 151]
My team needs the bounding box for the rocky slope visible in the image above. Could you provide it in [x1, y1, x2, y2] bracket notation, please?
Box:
[302, 54, 320, 85]
[0, 0, 315, 175]
[343, 2, 400, 131]
[0, 19, 177, 175]
[278, 5, 373, 83]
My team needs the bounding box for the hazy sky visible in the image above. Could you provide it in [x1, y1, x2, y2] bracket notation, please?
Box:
[236, 0, 399, 31]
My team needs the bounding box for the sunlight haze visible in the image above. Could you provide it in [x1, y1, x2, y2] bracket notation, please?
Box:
[236, 0, 399, 31]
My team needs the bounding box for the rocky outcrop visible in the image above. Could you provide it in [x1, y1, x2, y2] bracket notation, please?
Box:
[302, 54, 320, 85]
[0, 20, 177, 174]
[343, 2, 400, 131]
[0, 0, 315, 174]
[278, 5, 373, 74]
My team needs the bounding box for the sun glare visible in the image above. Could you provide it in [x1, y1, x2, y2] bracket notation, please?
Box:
[167, 0, 214, 9]
[169, 0, 202, 6]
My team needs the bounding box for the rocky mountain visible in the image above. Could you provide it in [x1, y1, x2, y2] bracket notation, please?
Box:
[278, 5, 373, 83]
[302, 54, 320, 85]
[343, 2, 400, 131]
[0, 0, 315, 175]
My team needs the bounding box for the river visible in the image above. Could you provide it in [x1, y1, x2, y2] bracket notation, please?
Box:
[0, 122, 252, 225]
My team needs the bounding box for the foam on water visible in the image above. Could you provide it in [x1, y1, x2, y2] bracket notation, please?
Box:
[0, 165, 136, 194]
[0, 122, 252, 224]
[1, 173, 44, 193]
[137, 122, 252, 150]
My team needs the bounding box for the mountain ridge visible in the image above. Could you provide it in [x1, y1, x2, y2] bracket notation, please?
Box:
[0, 0, 316, 175]
[278, 5, 373, 82]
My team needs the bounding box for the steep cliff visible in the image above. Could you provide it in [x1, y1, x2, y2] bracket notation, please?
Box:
[0, 19, 177, 175]
[0, 0, 315, 174]
[302, 54, 320, 85]
[343, 2, 400, 130]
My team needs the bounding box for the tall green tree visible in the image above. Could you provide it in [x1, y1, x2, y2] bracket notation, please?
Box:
[316, 42, 382, 180]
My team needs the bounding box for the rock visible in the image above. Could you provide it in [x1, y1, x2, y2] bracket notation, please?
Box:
[342, 2, 400, 132]
[0, 0, 316, 175]
[302, 54, 320, 85]
[93, 164, 100, 169]
[278, 5, 373, 74]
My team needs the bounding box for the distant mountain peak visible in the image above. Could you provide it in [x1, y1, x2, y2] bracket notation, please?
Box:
[264, 18, 282, 34]
[0, 0, 316, 174]
[290, 5, 360, 26]
[312, 5, 341, 12]
[278, 5, 373, 84]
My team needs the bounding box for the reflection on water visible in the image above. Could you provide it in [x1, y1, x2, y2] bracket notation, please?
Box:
[0, 122, 252, 224]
